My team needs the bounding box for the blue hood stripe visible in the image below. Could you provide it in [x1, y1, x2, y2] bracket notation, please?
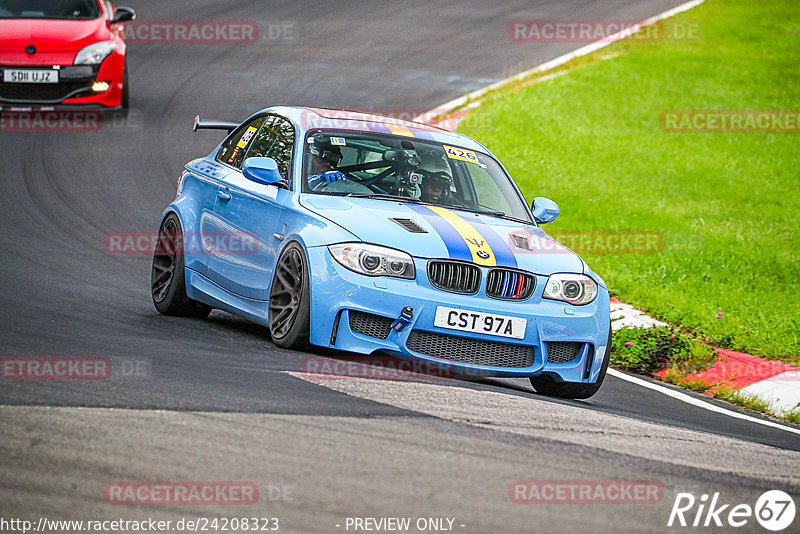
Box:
[407, 204, 473, 262]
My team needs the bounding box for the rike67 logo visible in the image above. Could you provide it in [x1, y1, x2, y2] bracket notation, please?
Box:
[668, 490, 795, 531]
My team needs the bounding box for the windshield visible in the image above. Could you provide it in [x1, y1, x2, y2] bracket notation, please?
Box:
[0, 0, 101, 20]
[303, 130, 532, 222]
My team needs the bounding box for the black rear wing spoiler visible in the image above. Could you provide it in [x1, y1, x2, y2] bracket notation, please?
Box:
[192, 115, 238, 133]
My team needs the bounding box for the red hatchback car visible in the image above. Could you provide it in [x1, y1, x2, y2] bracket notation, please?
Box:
[0, 0, 135, 109]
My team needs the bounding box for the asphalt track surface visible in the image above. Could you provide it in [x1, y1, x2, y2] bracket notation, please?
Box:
[1, 1, 798, 532]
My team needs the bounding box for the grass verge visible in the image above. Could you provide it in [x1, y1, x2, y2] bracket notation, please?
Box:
[611, 326, 799, 423]
[457, 0, 800, 364]
[711, 385, 800, 424]
[611, 326, 716, 375]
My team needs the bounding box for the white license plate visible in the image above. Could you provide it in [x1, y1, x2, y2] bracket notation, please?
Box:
[433, 306, 527, 339]
[3, 69, 59, 84]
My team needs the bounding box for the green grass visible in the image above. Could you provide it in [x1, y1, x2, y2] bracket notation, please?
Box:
[458, 0, 800, 365]
[785, 408, 800, 425]
[610, 325, 717, 375]
[713, 387, 775, 414]
[707, 387, 800, 424]
[662, 369, 714, 393]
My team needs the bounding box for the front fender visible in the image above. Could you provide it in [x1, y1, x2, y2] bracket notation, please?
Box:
[277, 196, 360, 249]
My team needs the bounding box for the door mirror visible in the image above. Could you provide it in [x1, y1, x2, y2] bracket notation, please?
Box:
[111, 6, 136, 23]
[532, 197, 560, 224]
[242, 157, 286, 187]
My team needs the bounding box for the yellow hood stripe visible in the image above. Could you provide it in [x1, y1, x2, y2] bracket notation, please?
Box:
[426, 206, 497, 266]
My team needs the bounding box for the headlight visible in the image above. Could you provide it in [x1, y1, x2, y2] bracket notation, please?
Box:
[328, 243, 415, 280]
[74, 41, 116, 65]
[543, 273, 597, 306]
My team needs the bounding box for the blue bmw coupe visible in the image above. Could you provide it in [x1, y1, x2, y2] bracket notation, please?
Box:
[151, 107, 612, 398]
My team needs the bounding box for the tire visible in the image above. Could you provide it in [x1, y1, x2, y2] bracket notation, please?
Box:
[530, 328, 612, 399]
[268, 242, 310, 349]
[150, 213, 212, 318]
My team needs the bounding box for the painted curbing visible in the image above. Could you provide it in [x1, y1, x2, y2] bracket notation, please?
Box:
[614, 299, 800, 415]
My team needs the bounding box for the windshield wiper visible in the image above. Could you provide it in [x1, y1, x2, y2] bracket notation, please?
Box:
[343, 195, 529, 223]
[472, 208, 506, 217]
[447, 205, 506, 218]
[346, 193, 422, 203]
[452, 206, 533, 225]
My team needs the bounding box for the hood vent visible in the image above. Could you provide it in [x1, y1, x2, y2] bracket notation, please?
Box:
[390, 218, 427, 233]
[511, 234, 530, 250]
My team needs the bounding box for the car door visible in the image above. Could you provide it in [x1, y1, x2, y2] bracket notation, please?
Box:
[181, 158, 236, 280]
[207, 114, 295, 300]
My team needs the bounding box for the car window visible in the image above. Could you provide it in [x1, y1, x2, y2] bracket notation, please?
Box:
[244, 116, 277, 162]
[216, 115, 268, 169]
[245, 115, 295, 183]
[466, 161, 515, 215]
[303, 130, 532, 221]
[0, 0, 102, 19]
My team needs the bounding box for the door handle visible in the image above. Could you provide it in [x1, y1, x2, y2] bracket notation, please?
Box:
[217, 189, 232, 201]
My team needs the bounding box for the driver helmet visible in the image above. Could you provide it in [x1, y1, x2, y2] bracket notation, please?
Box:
[417, 152, 453, 202]
[310, 143, 342, 168]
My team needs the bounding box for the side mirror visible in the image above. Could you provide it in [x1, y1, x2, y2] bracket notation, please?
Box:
[532, 197, 560, 224]
[111, 6, 136, 23]
[242, 157, 287, 188]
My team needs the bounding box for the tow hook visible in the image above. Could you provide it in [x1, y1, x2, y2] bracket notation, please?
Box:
[391, 306, 414, 332]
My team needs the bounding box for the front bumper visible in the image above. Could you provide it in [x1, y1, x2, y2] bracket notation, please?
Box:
[307, 246, 611, 382]
[0, 51, 124, 108]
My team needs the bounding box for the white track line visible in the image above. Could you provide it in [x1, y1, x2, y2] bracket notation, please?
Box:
[414, 0, 800, 435]
[609, 369, 800, 435]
